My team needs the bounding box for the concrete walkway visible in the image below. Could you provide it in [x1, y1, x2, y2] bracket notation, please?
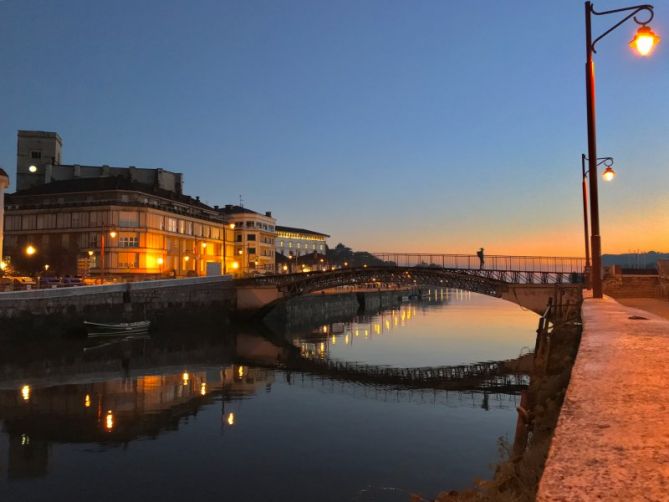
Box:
[538, 296, 669, 501]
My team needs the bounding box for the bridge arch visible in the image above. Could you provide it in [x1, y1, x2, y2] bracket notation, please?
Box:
[236, 266, 583, 316]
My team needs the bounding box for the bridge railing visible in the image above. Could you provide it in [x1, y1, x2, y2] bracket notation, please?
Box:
[371, 253, 586, 274]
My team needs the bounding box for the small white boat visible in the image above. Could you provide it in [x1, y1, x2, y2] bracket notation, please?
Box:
[84, 320, 151, 338]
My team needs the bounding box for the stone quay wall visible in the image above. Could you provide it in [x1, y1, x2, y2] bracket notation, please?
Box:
[0, 276, 236, 337]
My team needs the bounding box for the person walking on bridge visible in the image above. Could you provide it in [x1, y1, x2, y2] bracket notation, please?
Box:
[477, 248, 485, 269]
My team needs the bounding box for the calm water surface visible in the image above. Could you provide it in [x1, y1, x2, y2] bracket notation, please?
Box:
[0, 291, 538, 502]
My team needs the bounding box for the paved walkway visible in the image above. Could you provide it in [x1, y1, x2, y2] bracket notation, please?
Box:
[538, 296, 669, 501]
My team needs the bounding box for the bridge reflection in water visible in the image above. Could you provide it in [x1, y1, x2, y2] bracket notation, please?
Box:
[0, 294, 537, 498]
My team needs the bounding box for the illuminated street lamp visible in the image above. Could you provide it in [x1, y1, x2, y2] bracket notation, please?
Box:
[581, 155, 616, 279]
[629, 25, 661, 55]
[583, 1, 658, 298]
[25, 245, 36, 256]
[100, 229, 117, 284]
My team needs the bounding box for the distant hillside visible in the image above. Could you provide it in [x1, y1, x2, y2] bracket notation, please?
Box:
[602, 252, 669, 269]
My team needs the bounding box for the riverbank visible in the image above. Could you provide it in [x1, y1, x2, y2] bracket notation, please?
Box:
[429, 313, 582, 501]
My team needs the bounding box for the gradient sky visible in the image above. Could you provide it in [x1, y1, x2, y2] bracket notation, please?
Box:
[1, 0, 667, 255]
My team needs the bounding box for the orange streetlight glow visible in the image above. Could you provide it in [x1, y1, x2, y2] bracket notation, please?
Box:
[109, 230, 117, 239]
[602, 166, 616, 181]
[630, 25, 660, 56]
[105, 410, 114, 431]
[25, 245, 36, 256]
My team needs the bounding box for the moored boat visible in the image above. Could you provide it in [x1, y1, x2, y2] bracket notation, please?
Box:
[84, 320, 151, 338]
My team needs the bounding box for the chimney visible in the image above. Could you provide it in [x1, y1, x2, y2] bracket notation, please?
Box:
[265, 211, 272, 217]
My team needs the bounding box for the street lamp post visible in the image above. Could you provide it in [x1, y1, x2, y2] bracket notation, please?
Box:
[224, 223, 235, 274]
[100, 229, 117, 284]
[584, 1, 659, 298]
[581, 154, 615, 285]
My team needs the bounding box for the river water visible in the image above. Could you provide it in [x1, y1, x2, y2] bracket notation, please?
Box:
[0, 290, 538, 502]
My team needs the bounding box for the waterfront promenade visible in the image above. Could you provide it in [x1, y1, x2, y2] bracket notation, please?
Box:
[538, 295, 669, 501]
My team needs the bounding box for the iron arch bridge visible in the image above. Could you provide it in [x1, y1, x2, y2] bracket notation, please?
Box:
[235, 254, 585, 315]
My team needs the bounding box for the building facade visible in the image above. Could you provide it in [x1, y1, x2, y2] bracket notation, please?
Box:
[216, 205, 276, 275]
[4, 131, 238, 279]
[275, 226, 329, 257]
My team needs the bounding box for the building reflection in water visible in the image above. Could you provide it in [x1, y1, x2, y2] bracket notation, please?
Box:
[0, 364, 272, 480]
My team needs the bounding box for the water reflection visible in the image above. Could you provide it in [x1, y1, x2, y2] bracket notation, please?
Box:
[0, 292, 537, 501]
[292, 289, 535, 369]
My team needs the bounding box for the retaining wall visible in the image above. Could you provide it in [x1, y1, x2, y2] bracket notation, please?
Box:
[0, 276, 236, 337]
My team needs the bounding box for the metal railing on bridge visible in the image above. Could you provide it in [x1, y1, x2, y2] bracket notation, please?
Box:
[371, 253, 586, 274]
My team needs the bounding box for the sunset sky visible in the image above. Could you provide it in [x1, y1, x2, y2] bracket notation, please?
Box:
[0, 0, 667, 256]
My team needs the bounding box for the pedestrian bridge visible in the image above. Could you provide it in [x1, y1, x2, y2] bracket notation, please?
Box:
[236, 253, 586, 316]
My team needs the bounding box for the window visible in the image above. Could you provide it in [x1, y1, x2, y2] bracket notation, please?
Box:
[5, 215, 21, 231]
[31, 151, 41, 159]
[167, 218, 177, 232]
[119, 235, 139, 248]
[194, 223, 202, 237]
[319, 245, 324, 250]
[148, 213, 164, 230]
[178, 220, 185, 234]
[36, 214, 56, 229]
[247, 234, 256, 241]
[57, 213, 71, 229]
[279, 241, 284, 248]
[71, 212, 89, 228]
[22, 215, 36, 230]
[236, 235, 242, 242]
[119, 211, 139, 228]
[186, 221, 193, 235]
[246, 221, 254, 228]
[248, 247, 256, 255]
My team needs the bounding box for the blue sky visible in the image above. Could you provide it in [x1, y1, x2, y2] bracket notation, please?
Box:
[1, 0, 667, 254]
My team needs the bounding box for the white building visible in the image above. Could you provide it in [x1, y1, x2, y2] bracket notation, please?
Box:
[275, 226, 329, 257]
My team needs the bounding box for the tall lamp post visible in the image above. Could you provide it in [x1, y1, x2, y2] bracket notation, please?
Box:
[223, 223, 235, 274]
[100, 229, 117, 284]
[581, 154, 616, 284]
[584, 1, 659, 298]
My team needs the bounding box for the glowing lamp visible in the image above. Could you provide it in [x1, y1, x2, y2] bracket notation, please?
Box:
[25, 245, 36, 256]
[109, 230, 117, 238]
[630, 25, 660, 56]
[105, 410, 114, 431]
[157, 257, 164, 265]
[602, 166, 616, 181]
[28, 165, 37, 173]
[0, 261, 6, 271]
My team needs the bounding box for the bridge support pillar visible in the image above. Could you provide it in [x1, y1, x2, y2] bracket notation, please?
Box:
[236, 285, 284, 312]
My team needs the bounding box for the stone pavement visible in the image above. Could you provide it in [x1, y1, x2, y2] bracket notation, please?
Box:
[538, 296, 669, 501]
